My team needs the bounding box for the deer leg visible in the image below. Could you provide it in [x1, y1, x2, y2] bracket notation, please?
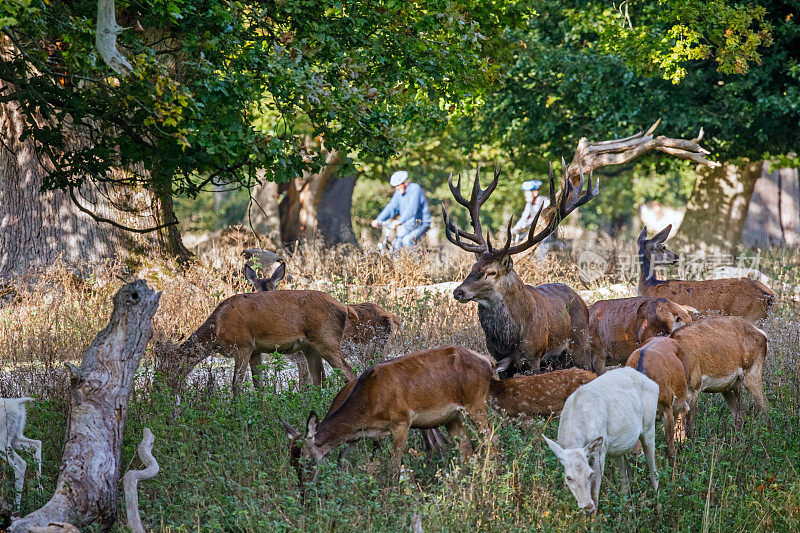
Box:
[312, 340, 356, 382]
[614, 456, 630, 496]
[640, 427, 659, 492]
[14, 436, 42, 489]
[743, 364, 769, 425]
[722, 387, 744, 428]
[444, 417, 473, 461]
[231, 348, 252, 395]
[390, 422, 411, 477]
[249, 352, 265, 390]
[6, 449, 26, 510]
[591, 451, 605, 510]
[305, 351, 324, 387]
[663, 408, 677, 466]
[684, 390, 699, 439]
[463, 400, 496, 454]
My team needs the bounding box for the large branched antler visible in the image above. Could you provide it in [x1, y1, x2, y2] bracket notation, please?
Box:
[442, 163, 500, 254]
[443, 161, 598, 257]
[565, 119, 720, 187]
[491, 161, 598, 257]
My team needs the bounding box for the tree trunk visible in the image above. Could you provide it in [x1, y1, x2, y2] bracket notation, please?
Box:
[677, 160, 762, 253]
[11, 280, 161, 532]
[275, 149, 343, 246]
[0, 98, 118, 279]
[741, 162, 800, 248]
[318, 174, 358, 246]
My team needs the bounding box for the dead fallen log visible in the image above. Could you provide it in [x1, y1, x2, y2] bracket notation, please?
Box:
[123, 428, 159, 533]
[11, 280, 161, 532]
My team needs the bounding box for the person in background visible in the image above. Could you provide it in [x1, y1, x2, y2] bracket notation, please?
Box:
[371, 170, 431, 248]
[511, 179, 551, 246]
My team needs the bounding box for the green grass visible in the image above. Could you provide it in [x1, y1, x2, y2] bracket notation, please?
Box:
[6, 360, 796, 532]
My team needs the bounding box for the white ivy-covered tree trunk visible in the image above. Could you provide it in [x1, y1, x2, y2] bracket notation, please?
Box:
[11, 281, 161, 532]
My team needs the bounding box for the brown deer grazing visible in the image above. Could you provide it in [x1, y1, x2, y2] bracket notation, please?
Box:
[239, 265, 399, 385]
[281, 346, 497, 490]
[243, 262, 286, 292]
[638, 226, 776, 321]
[625, 338, 688, 463]
[589, 296, 693, 374]
[173, 290, 358, 393]
[669, 316, 768, 435]
[443, 162, 597, 376]
[489, 363, 596, 422]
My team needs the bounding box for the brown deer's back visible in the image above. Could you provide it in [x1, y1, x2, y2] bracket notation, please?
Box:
[626, 337, 687, 411]
[670, 316, 767, 388]
[641, 278, 775, 321]
[211, 290, 349, 349]
[589, 296, 685, 366]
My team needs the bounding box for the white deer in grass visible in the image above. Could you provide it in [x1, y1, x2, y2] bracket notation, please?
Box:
[544, 367, 659, 513]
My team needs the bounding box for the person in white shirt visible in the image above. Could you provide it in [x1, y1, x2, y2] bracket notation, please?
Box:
[511, 179, 551, 243]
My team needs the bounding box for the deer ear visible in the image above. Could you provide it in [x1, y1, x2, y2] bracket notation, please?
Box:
[584, 435, 604, 456]
[500, 255, 512, 271]
[637, 227, 648, 245]
[271, 262, 286, 284]
[495, 357, 512, 375]
[244, 264, 258, 285]
[543, 435, 565, 460]
[281, 419, 301, 441]
[653, 225, 672, 243]
[306, 411, 319, 438]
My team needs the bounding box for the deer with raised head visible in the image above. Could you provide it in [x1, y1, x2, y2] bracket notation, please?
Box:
[638, 226, 776, 321]
[589, 296, 693, 374]
[171, 290, 358, 393]
[625, 338, 688, 463]
[669, 316, 768, 435]
[281, 346, 497, 492]
[443, 162, 597, 376]
[243, 262, 286, 292]
[444, 123, 720, 376]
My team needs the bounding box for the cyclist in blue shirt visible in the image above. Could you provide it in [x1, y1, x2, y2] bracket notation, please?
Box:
[371, 170, 431, 248]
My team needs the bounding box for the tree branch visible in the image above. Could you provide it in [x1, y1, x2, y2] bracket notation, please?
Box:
[68, 185, 178, 234]
[123, 428, 159, 533]
[96, 0, 133, 76]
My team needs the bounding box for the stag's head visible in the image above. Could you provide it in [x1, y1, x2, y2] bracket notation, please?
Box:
[244, 262, 286, 292]
[281, 412, 324, 494]
[444, 162, 598, 306]
[638, 225, 679, 267]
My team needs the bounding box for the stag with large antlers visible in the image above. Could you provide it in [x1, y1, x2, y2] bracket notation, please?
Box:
[444, 123, 719, 377]
[444, 162, 597, 376]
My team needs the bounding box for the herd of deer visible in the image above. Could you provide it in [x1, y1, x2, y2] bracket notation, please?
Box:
[168, 152, 776, 512]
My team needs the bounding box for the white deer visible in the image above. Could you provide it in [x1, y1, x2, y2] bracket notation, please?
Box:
[544, 367, 659, 513]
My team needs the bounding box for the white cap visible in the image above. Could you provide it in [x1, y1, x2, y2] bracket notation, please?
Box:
[390, 170, 409, 187]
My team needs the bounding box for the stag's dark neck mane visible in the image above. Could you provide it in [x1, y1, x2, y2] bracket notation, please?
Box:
[478, 273, 526, 358]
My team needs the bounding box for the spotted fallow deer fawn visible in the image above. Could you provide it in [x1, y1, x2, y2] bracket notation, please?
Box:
[443, 162, 597, 376]
[281, 346, 497, 493]
[638, 225, 776, 321]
